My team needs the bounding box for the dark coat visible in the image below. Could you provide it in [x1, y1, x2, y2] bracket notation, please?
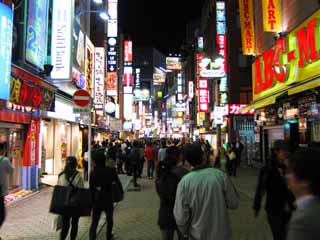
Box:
[155, 164, 189, 230]
[90, 166, 124, 208]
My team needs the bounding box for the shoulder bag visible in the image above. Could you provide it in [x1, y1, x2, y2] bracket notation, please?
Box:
[112, 181, 123, 203]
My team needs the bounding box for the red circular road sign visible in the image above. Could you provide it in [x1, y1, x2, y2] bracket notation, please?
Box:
[73, 90, 90, 107]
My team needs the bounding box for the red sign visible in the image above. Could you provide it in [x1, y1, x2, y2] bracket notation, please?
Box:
[198, 79, 209, 112]
[228, 104, 255, 115]
[217, 34, 227, 72]
[124, 40, 132, 62]
[73, 89, 90, 107]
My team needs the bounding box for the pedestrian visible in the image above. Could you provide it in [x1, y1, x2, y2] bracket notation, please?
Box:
[157, 139, 167, 162]
[128, 141, 140, 187]
[89, 149, 124, 240]
[83, 145, 89, 181]
[155, 146, 189, 240]
[144, 141, 156, 179]
[286, 147, 320, 240]
[0, 142, 13, 233]
[234, 137, 244, 167]
[226, 143, 237, 177]
[57, 156, 84, 240]
[253, 140, 295, 240]
[138, 141, 145, 177]
[174, 143, 240, 240]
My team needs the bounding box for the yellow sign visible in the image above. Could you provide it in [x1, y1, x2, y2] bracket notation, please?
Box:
[262, 0, 281, 32]
[252, 10, 320, 101]
[239, 0, 255, 55]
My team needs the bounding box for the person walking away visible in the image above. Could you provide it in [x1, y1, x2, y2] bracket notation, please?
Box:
[57, 156, 84, 240]
[0, 142, 13, 232]
[234, 138, 244, 167]
[128, 141, 140, 187]
[156, 146, 189, 240]
[89, 149, 124, 240]
[286, 147, 320, 240]
[174, 143, 240, 240]
[226, 144, 236, 177]
[158, 139, 167, 162]
[253, 140, 295, 240]
[138, 141, 145, 177]
[144, 141, 156, 179]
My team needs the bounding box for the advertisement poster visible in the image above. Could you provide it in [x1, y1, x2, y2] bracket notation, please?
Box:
[94, 47, 105, 110]
[106, 72, 117, 96]
[25, 0, 49, 68]
[0, 2, 13, 101]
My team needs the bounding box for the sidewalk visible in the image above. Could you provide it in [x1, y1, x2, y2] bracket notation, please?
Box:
[0, 174, 132, 240]
[232, 166, 260, 199]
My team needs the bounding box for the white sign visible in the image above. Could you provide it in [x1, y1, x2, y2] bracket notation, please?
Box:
[200, 69, 225, 78]
[123, 94, 133, 120]
[74, 107, 91, 113]
[51, 0, 72, 79]
[188, 81, 194, 98]
[94, 47, 105, 110]
[214, 106, 225, 125]
[107, 19, 118, 37]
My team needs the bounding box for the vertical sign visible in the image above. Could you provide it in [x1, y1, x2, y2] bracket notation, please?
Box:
[239, 0, 255, 55]
[94, 47, 105, 110]
[26, 0, 49, 68]
[123, 40, 133, 87]
[188, 81, 194, 99]
[85, 36, 95, 97]
[0, 2, 13, 101]
[216, 1, 226, 73]
[51, 0, 72, 79]
[198, 79, 209, 112]
[262, 0, 281, 32]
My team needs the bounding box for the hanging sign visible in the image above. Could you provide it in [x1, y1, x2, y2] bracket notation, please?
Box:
[238, 0, 255, 55]
[262, 0, 281, 32]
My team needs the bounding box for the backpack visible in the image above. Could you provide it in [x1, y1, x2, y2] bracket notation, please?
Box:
[155, 166, 179, 201]
[128, 147, 140, 165]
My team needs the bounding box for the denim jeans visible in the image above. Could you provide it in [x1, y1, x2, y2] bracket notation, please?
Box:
[147, 160, 155, 178]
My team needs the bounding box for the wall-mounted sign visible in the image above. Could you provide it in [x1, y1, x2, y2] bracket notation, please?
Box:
[253, 10, 320, 101]
[124, 40, 132, 62]
[123, 40, 133, 88]
[72, 67, 85, 89]
[123, 94, 133, 120]
[105, 101, 116, 114]
[214, 106, 225, 125]
[107, 37, 117, 72]
[188, 81, 194, 99]
[105, 73, 117, 96]
[175, 102, 186, 112]
[238, 0, 255, 55]
[153, 67, 166, 85]
[51, 0, 72, 79]
[134, 89, 150, 101]
[166, 57, 182, 70]
[26, 0, 49, 68]
[94, 47, 105, 110]
[0, 2, 13, 101]
[198, 79, 208, 112]
[262, 0, 281, 32]
[228, 104, 255, 115]
[200, 69, 225, 78]
[85, 36, 94, 96]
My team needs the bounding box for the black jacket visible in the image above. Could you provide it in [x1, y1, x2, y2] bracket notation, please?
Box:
[253, 163, 295, 215]
[90, 166, 124, 208]
[155, 164, 189, 230]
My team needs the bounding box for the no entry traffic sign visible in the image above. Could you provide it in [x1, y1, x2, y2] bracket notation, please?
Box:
[73, 90, 90, 107]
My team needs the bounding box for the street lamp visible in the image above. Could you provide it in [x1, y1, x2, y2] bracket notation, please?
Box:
[76, 9, 110, 21]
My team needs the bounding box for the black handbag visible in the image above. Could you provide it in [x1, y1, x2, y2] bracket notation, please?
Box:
[112, 181, 123, 203]
[49, 173, 92, 216]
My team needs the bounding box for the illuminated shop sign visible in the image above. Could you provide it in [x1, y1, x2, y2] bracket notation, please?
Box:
[177, 73, 183, 101]
[253, 11, 320, 101]
[238, 0, 255, 55]
[105, 72, 117, 96]
[166, 57, 182, 70]
[134, 89, 150, 101]
[51, 0, 72, 79]
[135, 68, 141, 89]
[123, 94, 133, 120]
[153, 67, 166, 85]
[72, 21, 85, 74]
[188, 81, 194, 99]
[123, 40, 133, 88]
[0, 2, 13, 101]
[94, 47, 105, 110]
[85, 37, 95, 96]
[198, 79, 209, 112]
[72, 67, 85, 89]
[107, 37, 117, 72]
[262, 0, 281, 32]
[26, 0, 49, 68]
[228, 104, 254, 115]
[124, 40, 132, 62]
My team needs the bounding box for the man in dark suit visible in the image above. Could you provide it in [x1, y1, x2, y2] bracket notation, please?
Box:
[286, 147, 320, 240]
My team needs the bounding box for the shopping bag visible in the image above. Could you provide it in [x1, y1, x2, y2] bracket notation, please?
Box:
[112, 182, 123, 203]
[52, 214, 63, 231]
[49, 185, 92, 216]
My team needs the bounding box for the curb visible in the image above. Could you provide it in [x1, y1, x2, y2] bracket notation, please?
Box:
[80, 175, 133, 239]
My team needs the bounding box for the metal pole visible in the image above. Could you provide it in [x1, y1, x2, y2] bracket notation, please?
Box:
[216, 79, 221, 148]
[88, 102, 92, 181]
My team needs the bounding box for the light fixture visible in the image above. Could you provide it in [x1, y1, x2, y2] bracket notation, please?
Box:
[93, 0, 103, 3]
[99, 12, 110, 21]
[76, 9, 110, 21]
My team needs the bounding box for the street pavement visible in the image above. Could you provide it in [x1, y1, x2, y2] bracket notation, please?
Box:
[0, 167, 273, 240]
[0, 174, 132, 240]
[96, 166, 273, 240]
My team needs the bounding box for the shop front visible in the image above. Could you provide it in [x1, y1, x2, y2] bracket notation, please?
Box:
[40, 95, 81, 186]
[243, 10, 320, 163]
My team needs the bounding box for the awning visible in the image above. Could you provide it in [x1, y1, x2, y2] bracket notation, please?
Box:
[288, 77, 320, 95]
[240, 93, 283, 112]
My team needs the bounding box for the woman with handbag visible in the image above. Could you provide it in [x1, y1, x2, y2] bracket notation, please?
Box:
[89, 149, 124, 240]
[57, 156, 84, 240]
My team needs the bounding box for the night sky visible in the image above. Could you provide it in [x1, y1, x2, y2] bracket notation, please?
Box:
[119, 0, 205, 55]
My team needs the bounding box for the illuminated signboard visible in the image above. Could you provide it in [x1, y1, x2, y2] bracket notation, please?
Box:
[177, 72, 183, 101]
[238, 0, 255, 55]
[124, 40, 132, 62]
[85, 36, 94, 96]
[26, 0, 49, 68]
[107, 37, 117, 72]
[188, 81, 194, 99]
[262, 0, 281, 32]
[153, 67, 166, 85]
[123, 94, 133, 120]
[0, 2, 13, 101]
[51, 0, 72, 79]
[166, 57, 182, 70]
[72, 20, 85, 74]
[94, 47, 105, 110]
[228, 104, 254, 115]
[108, 0, 118, 19]
[105, 72, 117, 96]
[123, 40, 133, 88]
[198, 79, 209, 112]
[252, 10, 320, 101]
[134, 89, 150, 101]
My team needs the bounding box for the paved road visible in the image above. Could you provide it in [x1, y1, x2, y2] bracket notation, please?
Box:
[97, 167, 272, 240]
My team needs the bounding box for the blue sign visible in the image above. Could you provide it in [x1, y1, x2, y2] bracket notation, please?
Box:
[0, 3, 13, 101]
[26, 0, 49, 69]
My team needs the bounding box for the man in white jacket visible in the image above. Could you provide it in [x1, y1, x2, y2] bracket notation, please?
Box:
[174, 143, 240, 240]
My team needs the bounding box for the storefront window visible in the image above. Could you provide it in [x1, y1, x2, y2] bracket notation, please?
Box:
[311, 121, 320, 142]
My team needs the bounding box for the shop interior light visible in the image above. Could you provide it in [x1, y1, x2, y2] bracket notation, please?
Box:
[93, 0, 103, 3]
[99, 12, 110, 21]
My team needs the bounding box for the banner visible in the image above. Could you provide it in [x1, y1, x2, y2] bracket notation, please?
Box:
[262, 0, 281, 32]
[94, 47, 105, 110]
[238, 0, 255, 55]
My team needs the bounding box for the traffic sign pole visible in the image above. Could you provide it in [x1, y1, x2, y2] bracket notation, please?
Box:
[88, 99, 92, 182]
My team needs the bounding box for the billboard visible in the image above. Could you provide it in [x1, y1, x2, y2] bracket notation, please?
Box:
[105, 72, 117, 96]
[153, 67, 166, 85]
[0, 2, 13, 101]
[85, 36, 94, 96]
[166, 57, 182, 70]
[94, 47, 105, 110]
[25, 0, 49, 68]
[72, 20, 85, 74]
[239, 0, 255, 55]
[262, 0, 281, 32]
[51, 0, 72, 79]
[198, 79, 209, 112]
